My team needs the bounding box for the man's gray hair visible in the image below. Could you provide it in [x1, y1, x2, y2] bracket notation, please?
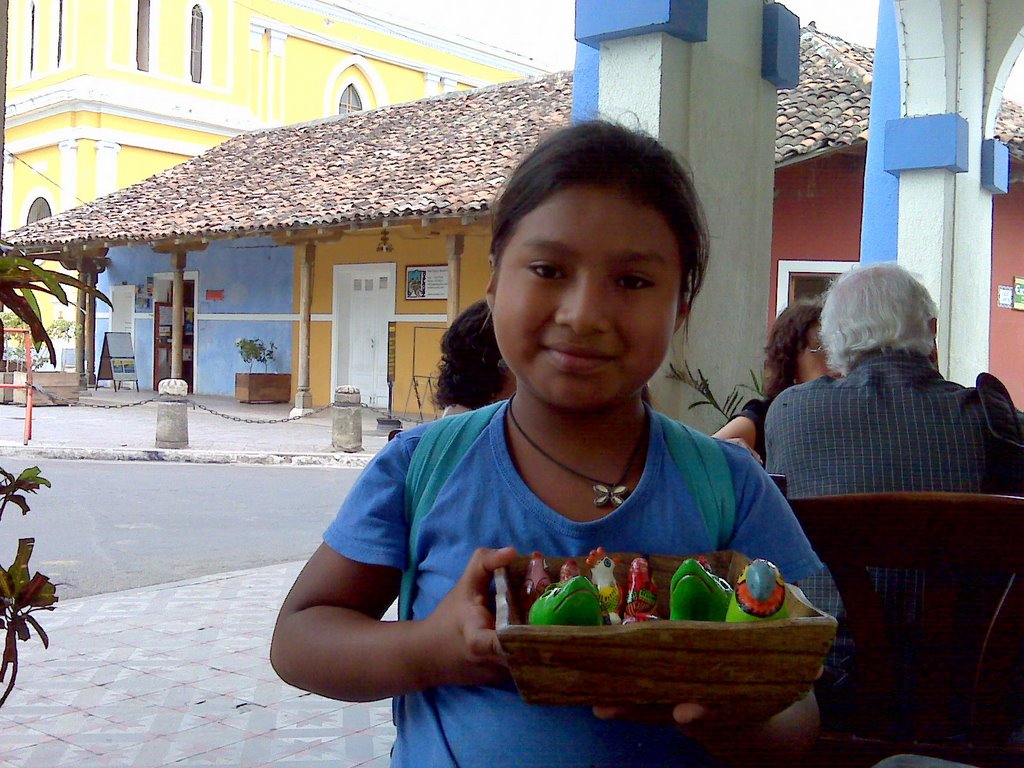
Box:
[820, 262, 937, 375]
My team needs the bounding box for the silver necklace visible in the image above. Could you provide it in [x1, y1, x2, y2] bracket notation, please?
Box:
[506, 399, 646, 507]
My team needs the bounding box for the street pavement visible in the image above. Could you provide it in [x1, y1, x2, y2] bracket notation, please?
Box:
[0, 387, 416, 767]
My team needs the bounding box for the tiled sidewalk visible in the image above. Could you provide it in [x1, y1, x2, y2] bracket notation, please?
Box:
[0, 562, 397, 767]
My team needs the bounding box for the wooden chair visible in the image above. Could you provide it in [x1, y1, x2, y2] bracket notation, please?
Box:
[788, 493, 1024, 768]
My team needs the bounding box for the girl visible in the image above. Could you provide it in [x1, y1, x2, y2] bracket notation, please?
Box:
[271, 121, 823, 767]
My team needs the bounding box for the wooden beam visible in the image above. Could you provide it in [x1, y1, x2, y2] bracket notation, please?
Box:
[152, 239, 209, 254]
[271, 227, 338, 246]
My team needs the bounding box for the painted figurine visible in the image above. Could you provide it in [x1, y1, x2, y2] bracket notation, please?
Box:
[523, 551, 551, 613]
[624, 556, 659, 621]
[586, 546, 623, 625]
[726, 559, 789, 622]
[670, 557, 733, 621]
[559, 558, 580, 583]
[527, 575, 604, 626]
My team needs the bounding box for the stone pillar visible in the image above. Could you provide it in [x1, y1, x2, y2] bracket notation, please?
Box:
[291, 242, 315, 415]
[155, 378, 189, 449]
[170, 251, 186, 381]
[332, 385, 363, 452]
[446, 234, 463, 325]
[577, 0, 793, 431]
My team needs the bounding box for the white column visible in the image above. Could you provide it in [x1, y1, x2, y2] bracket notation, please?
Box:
[94, 140, 121, 198]
[268, 29, 286, 124]
[894, 0, 995, 384]
[441, 76, 457, 93]
[58, 138, 78, 212]
[2, 153, 13, 233]
[424, 72, 440, 97]
[597, 3, 777, 432]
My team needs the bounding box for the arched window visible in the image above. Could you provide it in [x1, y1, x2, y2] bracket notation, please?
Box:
[27, 197, 52, 224]
[29, 2, 37, 75]
[189, 4, 203, 83]
[137, 0, 151, 71]
[338, 84, 363, 115]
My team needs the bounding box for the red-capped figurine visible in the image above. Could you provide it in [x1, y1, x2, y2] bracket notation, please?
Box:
[559, 558, 580, 583]
[624, 556, 659, 621]
[523, 551, 551, 612]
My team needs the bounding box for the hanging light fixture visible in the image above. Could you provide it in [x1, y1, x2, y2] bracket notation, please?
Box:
[376, 224, 394, 253]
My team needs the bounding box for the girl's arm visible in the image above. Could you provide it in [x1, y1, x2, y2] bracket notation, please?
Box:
[271, 543, 516, 702]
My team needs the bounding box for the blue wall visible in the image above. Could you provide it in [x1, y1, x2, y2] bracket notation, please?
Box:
[860, 0, 900, 264]
[100, 237, 295, 394]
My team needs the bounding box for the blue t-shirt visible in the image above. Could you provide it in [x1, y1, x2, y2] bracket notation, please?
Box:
[324, 402, 822, 768]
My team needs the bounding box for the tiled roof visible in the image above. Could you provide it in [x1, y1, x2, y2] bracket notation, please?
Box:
[11, 29, 1024, 250]
[9, 73, 573, 249]
[775, 24, 873, 164]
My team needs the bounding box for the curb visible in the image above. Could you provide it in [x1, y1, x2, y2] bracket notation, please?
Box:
[0, 445, 375, 467]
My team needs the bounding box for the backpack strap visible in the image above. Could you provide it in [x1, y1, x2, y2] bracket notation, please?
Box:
[655, 412, 737, 550]
[399, 402, 504, 620]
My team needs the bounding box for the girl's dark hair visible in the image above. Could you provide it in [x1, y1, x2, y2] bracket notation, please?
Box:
[763, 300, 823, 401]
[435, 300, 507, 410]
[490, 120, 710, 314]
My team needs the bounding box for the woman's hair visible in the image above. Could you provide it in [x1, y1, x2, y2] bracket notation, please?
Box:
[763, 301, 823, 401]
[490, 120, 710, 315]
[820, 262, 937, 375]
[434, 300, 508, 411]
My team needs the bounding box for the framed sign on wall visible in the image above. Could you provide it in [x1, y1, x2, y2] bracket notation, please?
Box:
[405, 265, 448, 300]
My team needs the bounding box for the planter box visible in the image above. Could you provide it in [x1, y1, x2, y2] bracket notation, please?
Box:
[235, 373, 291, 404]
[13, 371, 80, 406]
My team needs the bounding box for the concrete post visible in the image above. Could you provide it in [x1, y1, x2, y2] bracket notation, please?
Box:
[155, 379, 189, 449]
[332, 385, 363, 453]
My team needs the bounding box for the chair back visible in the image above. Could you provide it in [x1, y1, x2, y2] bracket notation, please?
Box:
[789, 492, 1024, 767]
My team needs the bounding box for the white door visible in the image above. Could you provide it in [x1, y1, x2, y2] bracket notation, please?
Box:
[333, 265, 394, 408]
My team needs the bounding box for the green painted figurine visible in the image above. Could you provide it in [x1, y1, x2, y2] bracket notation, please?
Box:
[725, 559, 789, 622]
[527, 575, 604, 627]
[669, 557, 733, 621]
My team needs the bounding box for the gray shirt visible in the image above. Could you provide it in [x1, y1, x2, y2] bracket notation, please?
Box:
[764, 352, 1019, 499]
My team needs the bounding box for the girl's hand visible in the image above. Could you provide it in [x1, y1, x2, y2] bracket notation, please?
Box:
[421, 546, 518, 688]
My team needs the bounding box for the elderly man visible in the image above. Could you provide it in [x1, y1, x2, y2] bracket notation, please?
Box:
[764, 261, 1024, 730]
[765, 262, 1023, 498]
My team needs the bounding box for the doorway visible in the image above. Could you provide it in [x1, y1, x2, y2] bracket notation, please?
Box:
[332, 263, 395, 408]
[151, 272, 198, 391]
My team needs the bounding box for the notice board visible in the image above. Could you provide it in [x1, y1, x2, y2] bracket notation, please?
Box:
[96, 332, 138, 390]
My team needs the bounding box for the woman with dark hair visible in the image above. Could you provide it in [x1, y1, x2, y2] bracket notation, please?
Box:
[434, 299, 515, 416]
[714, 300, 831, 462]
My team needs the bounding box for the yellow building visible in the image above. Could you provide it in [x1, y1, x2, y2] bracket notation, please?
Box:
[3, 0, 546, 233]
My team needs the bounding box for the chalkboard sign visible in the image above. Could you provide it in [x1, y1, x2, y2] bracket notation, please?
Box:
[96, 332, 138, 391]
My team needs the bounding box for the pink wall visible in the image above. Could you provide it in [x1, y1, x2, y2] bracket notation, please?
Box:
[770, 150, 865, 324]
[990, 188, 1024, 406]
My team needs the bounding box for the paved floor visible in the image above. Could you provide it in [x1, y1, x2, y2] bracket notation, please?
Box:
[0, 563, 398, 767]
[0, 388, 414, 766]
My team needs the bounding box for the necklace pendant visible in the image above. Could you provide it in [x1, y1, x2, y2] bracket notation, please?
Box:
[593, 484, 629, 508]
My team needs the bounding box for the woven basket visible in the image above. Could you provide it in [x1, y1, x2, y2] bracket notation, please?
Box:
[494, 550, 837, 720]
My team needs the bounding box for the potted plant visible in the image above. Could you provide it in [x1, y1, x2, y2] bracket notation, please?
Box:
[234, 337, 290, 403]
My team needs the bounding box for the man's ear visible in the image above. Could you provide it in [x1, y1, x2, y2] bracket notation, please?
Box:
[928, 317, 939, 368]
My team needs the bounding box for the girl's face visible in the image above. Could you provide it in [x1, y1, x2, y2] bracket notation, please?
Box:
[487, 186, 687, 412]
